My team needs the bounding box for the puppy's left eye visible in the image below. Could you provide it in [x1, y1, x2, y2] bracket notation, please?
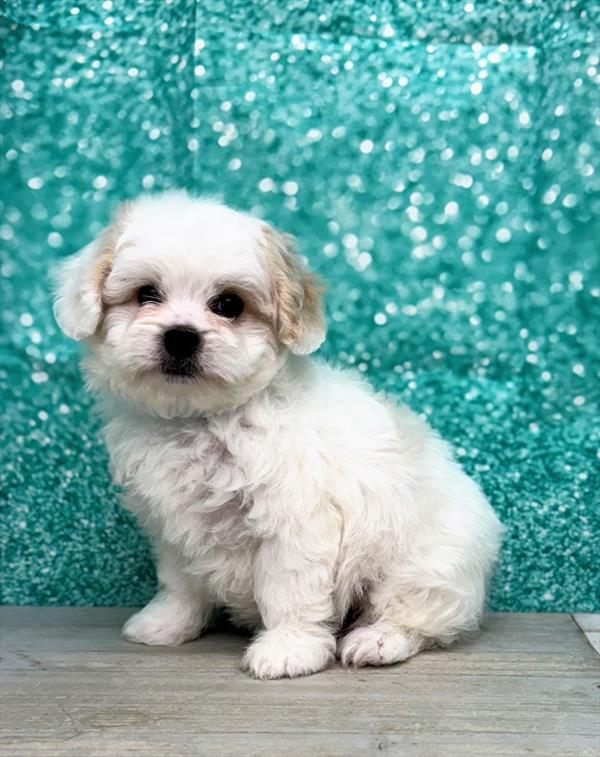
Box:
[137, 285, 162, 305]
[209, 292, 244, 319]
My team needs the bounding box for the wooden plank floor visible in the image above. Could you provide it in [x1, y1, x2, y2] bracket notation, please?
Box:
[1, 608, 598, 756]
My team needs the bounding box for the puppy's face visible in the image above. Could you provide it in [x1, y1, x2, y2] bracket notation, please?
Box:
[54, 193, 325, 417]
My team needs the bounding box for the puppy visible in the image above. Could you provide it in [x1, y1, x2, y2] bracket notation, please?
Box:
[54, 191, 503, 679]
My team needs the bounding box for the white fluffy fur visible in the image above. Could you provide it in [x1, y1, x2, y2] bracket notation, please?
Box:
[54, 192, 503, 679]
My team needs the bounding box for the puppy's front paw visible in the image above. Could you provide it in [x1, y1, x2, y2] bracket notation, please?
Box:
[122, 595, 205, 647]
[242, 627, 335, 679]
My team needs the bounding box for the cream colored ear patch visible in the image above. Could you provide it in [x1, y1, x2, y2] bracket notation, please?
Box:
[261, 225, 326, 355]
[53, 202, 131, 340]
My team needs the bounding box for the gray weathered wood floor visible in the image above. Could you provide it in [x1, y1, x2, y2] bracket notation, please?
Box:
[1, 608, 598, 756]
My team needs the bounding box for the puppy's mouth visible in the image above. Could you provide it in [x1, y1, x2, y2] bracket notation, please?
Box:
[160, 358, 199, 381]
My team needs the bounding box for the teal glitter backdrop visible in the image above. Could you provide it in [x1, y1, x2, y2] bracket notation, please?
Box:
[1, 1, 599, 610]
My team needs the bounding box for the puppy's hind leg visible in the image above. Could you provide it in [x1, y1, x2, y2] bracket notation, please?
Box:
[122, 544, 211, 647]
[339, 568, 485, 667]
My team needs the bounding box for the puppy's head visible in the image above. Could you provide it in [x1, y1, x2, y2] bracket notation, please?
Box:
[54, 192, 325, 416]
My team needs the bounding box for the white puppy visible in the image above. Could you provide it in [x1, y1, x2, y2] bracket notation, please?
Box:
[54, 191, 503, 679]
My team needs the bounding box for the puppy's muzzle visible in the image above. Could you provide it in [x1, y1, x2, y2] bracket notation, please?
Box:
[161, 326, 202, 377]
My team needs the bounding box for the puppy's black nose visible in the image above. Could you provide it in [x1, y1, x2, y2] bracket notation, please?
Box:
[163, 327, 200, 360]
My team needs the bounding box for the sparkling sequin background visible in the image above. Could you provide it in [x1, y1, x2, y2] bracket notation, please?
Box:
[1, 1, 599, 610]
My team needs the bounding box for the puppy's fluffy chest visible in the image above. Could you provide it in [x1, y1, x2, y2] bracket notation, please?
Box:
[104, 412, 257, 554]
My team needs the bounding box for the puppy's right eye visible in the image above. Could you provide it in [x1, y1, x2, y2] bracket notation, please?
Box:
[137, 285, 162, 305]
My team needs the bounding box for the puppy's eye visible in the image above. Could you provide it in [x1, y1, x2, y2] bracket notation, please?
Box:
[209, 292, 244, 319]
[137, 285, 162, 305]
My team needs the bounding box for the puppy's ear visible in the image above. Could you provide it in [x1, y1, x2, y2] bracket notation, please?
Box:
[53, 206, 128, 340]
[261, 225, 326, 355]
